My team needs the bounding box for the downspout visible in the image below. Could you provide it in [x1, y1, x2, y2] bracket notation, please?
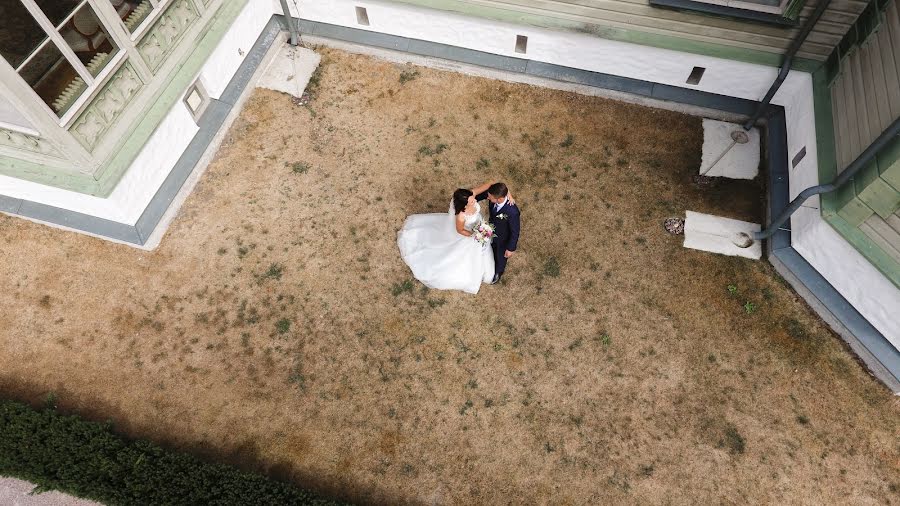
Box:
[731, 0, 836, 247]
[279, 0, 300, 46]
[738, 116, 900, 245]
[702, 1, 830, 179]
[742, 0, 833, 131]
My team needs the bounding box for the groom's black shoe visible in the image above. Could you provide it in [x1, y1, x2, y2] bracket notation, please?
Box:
[491, 273, 502, 285]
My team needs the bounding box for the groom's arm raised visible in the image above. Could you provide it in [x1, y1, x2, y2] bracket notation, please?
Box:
[470, 180, 498, 201]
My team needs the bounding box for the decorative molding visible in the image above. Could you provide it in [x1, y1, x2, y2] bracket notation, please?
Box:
[137, 0, 201, 73]
[0, 128, 62, 158]
[70, 63, 144, 151]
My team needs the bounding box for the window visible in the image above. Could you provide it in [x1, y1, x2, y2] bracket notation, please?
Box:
[102, 0, 164, 36]
[1, 0, 121, 118]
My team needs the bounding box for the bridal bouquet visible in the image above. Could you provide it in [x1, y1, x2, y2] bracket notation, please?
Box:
[472, 222, 495, 247]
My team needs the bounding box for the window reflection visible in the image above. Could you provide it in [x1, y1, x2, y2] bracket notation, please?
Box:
[0, 1, 49, 69]
[1, 1, 121, 117]
[107, 0, 154, 33]
[34, 0, 83, 28]
[18, 42, 85, 115]
[60, 3, 119, 76]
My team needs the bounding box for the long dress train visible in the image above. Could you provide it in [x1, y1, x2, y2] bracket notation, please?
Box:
[397, 202, 495, 294]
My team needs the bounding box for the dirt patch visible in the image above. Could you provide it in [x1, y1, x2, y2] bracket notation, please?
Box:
[0, 48, 898, 504]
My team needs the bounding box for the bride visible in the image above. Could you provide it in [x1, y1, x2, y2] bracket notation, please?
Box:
[397, 181, 508, 294]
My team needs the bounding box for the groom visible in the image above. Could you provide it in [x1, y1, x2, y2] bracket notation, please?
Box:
[476, 182, 520, 284]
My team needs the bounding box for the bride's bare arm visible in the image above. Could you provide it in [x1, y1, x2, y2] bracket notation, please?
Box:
[455, 214, 472, 237]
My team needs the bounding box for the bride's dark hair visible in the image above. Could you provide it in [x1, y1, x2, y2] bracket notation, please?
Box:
[452, 188, 473, 215]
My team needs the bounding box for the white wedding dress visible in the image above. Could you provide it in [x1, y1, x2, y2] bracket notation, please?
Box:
[397, 202, 495, 294]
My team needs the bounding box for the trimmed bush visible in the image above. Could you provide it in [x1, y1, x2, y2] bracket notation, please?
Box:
[0, 399, 345, 505]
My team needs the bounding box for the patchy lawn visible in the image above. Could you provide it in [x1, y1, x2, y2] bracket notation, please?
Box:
[1, 47, 897, 504]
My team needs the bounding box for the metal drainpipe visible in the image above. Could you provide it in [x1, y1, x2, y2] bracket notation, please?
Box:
[741, 0, 833, 131]
[279, 0, 300, 46]
[730, 0, 837, 247]
[742, 116, 900, 244]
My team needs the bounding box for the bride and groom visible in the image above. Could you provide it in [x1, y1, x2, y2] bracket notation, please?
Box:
[397, 181, 521, 294]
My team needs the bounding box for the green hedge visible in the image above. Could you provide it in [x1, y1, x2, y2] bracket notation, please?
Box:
[0, 399, 345, 505]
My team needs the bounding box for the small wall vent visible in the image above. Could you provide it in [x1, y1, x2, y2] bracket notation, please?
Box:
[792, 146, 807, 168]
[515, 35, 528, 54]
[183, 80, 210, 123]
[356, 6, 370, 26]
[686, 66, 705, 85]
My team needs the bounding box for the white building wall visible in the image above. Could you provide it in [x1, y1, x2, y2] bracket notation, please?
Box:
[0, 103, 197, 225]
[200, 0, 273, 100]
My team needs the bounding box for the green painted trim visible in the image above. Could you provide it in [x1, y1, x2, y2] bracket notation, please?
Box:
[856, 157, 900, 219]
[878, 135, 900, 191]
[826, 213, 900, 287]
[94, 0, 250, 197]
[828, 128, 899, 224]
[387, 0, 823, 72]
[782, 0, 807, 20]
[0, 158, 97, 193]
[812, 67, 840, 215]
[836, 184, 875, 226]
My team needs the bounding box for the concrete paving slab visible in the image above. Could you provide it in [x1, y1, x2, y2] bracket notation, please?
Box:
[699, 118, 760, 179]
[0, 477, 100, 506]
[683, 210, 762, 259]
[256, 44, 321, 98]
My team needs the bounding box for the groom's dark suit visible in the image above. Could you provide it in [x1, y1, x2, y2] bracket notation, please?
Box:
[476, 192, 521, 278]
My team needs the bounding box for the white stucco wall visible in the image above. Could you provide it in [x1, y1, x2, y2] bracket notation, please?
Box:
[200, 0, 273, 99]
[0, 103, 197, 224]
[276, 0, 899, 346]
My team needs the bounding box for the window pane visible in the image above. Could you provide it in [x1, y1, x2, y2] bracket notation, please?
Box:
[59, 3, 119, 76]
[18, 41, 86, 116]
[107, 0, 154, 33]
[0, 1, 49, 69]
[34, 0, 83, 28]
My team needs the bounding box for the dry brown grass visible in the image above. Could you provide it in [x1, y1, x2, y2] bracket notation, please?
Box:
[1, 48, 898, 505]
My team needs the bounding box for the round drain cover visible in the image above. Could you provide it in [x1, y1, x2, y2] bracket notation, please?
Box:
[731, 130, 750, 144]
[664, 217, 685, 235]
[731, 232, 754, 248]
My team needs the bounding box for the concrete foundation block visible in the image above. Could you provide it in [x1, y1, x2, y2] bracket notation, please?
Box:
[256, 44, 321, 98]
[699, 118, 760, 180]
[684, 210, 762, 259]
